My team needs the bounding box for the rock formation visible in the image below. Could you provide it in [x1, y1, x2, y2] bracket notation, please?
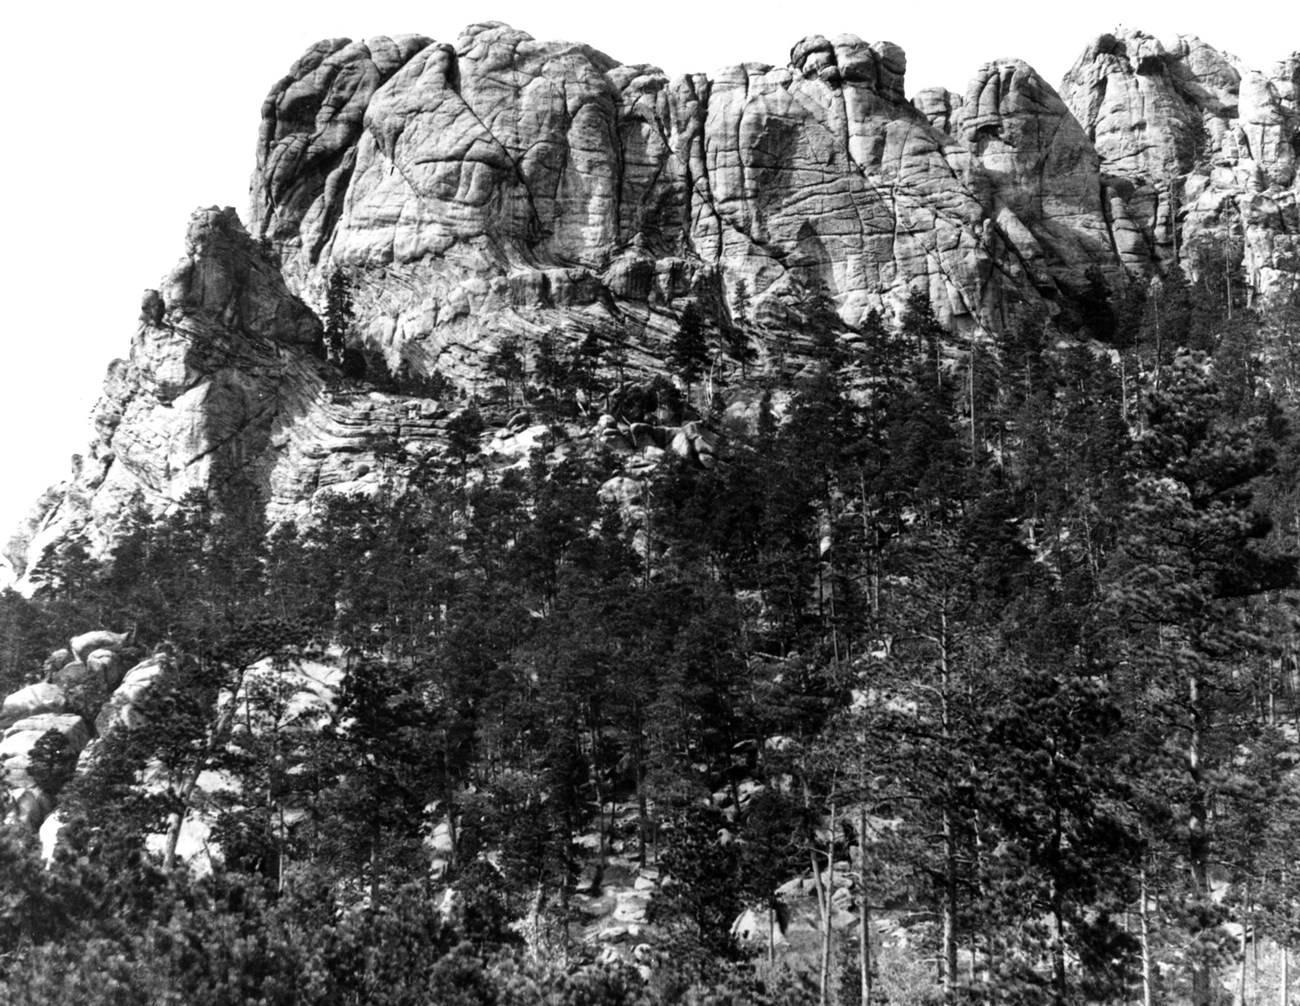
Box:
[1060, 28, 1300, 295]
[3, 23, 1297, 581]
[253, 23, 1137, 339]
[1, 628, 346, 863]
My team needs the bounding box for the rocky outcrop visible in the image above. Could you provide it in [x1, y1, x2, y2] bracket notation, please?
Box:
[0, 634, 126, 831]
[250, 22, 1143, 348]
[958, 58, 1122, 291]
[245, 22, 1298, 388]
[5, 207, 328, 575]
[1, 630, 349, 868]
[1060, 28, 1299, 297]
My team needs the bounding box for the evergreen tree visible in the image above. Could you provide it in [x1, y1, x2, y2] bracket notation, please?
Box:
[669, 302, 710, 395]
[733, 277, 751, 326]
[1101, 353, 1296, 1006]
[487, 335, 526, 408]
[900, 288, 946, 386]
[324, 268, 355, 366]
[1079, 265, 1118, 341]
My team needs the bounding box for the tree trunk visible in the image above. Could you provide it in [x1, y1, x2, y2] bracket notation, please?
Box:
[859, 799, 872, 1006]
[1284, 864, 1291, 1006]
[1141, 865, 1155, 1006]
[938, 614, 958, 999]
[968, 338, 977, 459]
[1189, 673, 1213, 1006]
[943, 805, 958, 999]
[810, 846, 830, 1004]
[1051, 821, 1066, 1004]
[370, 811, 382, 904]
[822, 798, 837, 1006]
[524, 882, 548, 962]
[1238, 925, 1247, 1006]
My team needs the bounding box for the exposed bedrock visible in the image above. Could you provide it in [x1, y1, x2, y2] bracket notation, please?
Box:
[1060, 28, 1299, 295]
[252, 20, 1201, 351]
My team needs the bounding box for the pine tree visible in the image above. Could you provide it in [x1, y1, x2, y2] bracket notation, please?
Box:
[733, 278, 751, 326]
[1079, 265, 1118, 341]
[1101, 353, 1297, 1006]
[487, 335, 526, 408]
[669, 302, 710, 396]
[324, 268, 354, 365]
[900, 288, 946, 386]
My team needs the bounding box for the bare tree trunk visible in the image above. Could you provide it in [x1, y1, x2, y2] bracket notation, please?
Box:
[1189, 674, 1213, 1006]
[968, 339, 977, 459]
[938, 614, 958, 999]
[1284, 942, 1290, 1006]
[1141, 865, 1155, 1006]
[822, 798, 837, 1005]
[859, 799, 872, 1006]
[1238, 880, 1248, 1006]
[810, 846, 830, 1005]
[1284, 864, 1292, 1006]
[1051, 814, 1066, 1005]
[943, 806, 958, 999]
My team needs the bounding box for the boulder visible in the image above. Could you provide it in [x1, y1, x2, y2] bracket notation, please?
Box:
[95, 655, 170, 734]
[50, 662, 90, 689]
[69, 629, 133, 663]
[6, 788, 53, 831]
[0, 714, 91, 791]
[85, 649, 124, 689]
[0, 682, 68, 729]
[3, 713, 91, 749]
[42, 648, 72, 677]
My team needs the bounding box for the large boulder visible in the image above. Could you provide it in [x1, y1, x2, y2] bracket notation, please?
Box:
[0, 682, 68, 730]
[1, 713, 91, 790]
[95, 654, 171, 734]
[69, 629, 133, 663]
[85, 649, 125, 690]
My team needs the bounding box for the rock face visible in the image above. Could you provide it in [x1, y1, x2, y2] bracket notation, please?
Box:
[252, 23, 1139, 343]
[4, 24, 1298, 580]
[1060, 28, 1300, 295]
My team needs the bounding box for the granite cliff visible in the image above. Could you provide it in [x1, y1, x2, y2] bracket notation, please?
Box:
[4, 22, 1298, 579]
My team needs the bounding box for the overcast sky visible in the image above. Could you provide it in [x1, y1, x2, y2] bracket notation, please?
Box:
[1, 0, 1294, 537]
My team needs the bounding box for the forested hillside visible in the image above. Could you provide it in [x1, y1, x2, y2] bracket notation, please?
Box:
[3, 248, 1300, 1005]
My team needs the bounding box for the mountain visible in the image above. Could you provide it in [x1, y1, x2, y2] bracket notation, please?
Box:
[4, 22, 1297, 579]
[4, 24, 1300, 1004]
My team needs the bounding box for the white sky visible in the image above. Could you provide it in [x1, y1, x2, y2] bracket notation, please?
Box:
[1, 1, 1294, 537]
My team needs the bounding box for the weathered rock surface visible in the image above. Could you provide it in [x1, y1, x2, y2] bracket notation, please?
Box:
[253, 22, 1143, 343]
[2, 711, 91, 829]
[0, 682, 68, 729]
[1060, 28, 1300, 295]
[94, 654, 172, 734]
[1, 713, 90, 787]
[69, 629, 133, 664]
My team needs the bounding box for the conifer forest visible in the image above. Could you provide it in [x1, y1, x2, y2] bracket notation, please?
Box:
[5, 254, 1300, 1006]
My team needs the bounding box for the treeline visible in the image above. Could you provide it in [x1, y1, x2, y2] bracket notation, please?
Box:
[2, 258, 1300, 1005]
